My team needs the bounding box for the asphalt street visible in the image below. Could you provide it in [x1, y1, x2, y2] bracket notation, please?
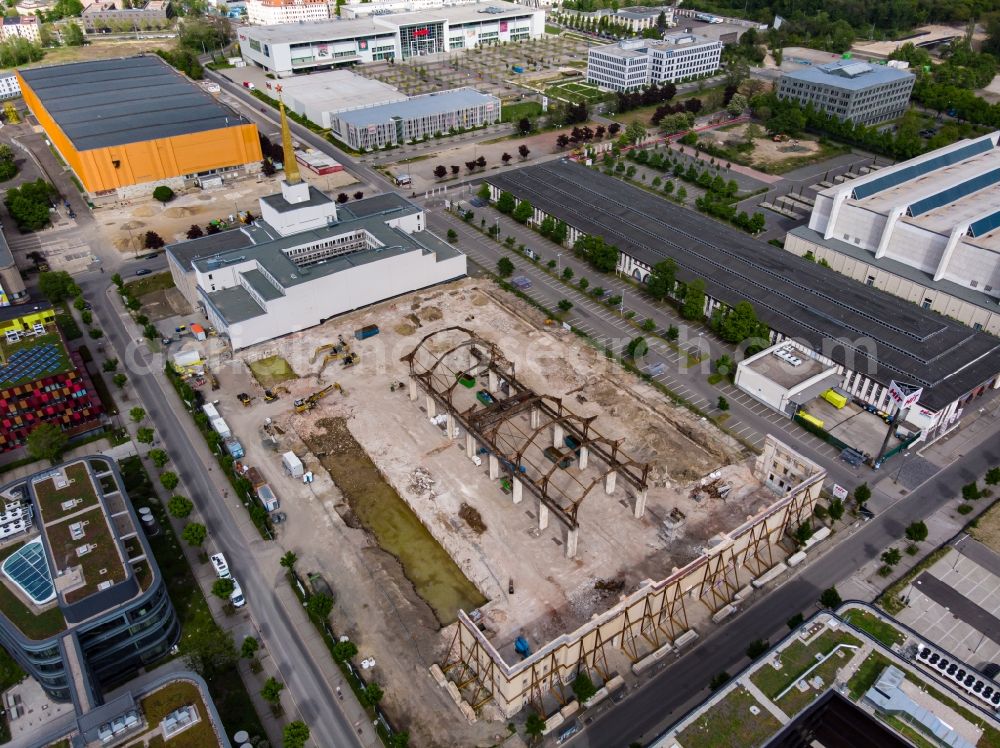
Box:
[76, 269, 365, 748]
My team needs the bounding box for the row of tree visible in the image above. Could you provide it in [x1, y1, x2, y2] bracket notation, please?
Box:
[5, 179, 57, 232]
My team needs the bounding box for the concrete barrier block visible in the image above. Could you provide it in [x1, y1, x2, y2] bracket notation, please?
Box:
[711, 604, 737, 624]
[429, 664, 447, 687]
[632, 640, 675, 674]
[675, 629, 699, 649]
[752, 561, 789, 587]
[735, 584, 754, 601]
[543, 713, 565, 735]
[560, 701, 579, 718]
[786, 551, 807, 567]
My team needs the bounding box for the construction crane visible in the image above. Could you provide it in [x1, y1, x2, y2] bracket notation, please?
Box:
[293, 384, 335, 413]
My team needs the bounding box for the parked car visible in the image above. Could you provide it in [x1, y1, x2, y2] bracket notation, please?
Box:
[135, 268, 152, 276]
[859, 507, 875, 521]
[230, 578, 246, 608]
[210, 553, 231, 579]
[271, 511, 287, 524]
[141, 252, 159, 260]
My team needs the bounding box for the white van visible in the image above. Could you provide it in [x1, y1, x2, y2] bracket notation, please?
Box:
[230, 578, 246, 608]
[210, 553, 231, 579]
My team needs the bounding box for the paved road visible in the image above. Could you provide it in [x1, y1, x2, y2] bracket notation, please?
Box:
[77, 269, 364, 748]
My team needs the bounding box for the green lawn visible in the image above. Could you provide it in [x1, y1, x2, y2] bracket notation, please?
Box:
[118, 457, 266, 741]
[843, 609, 905, 648]
[124, 272, 175, 298]
[501, 100, 543, 123]
[751, 629, 861, 700]
[676, 686, 782, 748]
[778, 647, 858, 716]
[545, 81, 607, 104]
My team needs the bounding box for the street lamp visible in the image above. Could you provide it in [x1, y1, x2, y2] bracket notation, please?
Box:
[892, 449, 910, 485]
[557, 253, 562, 271]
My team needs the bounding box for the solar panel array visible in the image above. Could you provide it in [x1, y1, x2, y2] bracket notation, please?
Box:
[2, 538, 54, 604]
[968, 210, 1000, 238]
[851, 137, 995, 200]
[907, 167, 1000, 217]
[0, 344, 64, 387]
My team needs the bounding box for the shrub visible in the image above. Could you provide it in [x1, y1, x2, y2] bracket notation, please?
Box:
[159, 471, 179, 490]
[152, 185, 174, 203]
[181, 522, 207, 546]
[819, 586, 842, 609]
[958, 503, 974, 515]
[212, 578, 235, 599]
[168, 495, 194, 518]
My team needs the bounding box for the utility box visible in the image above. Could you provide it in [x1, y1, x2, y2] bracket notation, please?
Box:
[282, 451, 304, 478]
[257, 484, 279, 512]
[354, 324, 380, 340]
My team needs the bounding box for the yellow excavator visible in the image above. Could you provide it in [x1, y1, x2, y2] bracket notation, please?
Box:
[310, 343, 335, 364]
[293, 384, 335, 413]
[237, 393, 254, 407]
[263, 385, 289, 402]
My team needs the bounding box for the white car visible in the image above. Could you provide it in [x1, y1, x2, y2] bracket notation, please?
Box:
[230, 578, 246, 608]
[210, 553, 231, 579]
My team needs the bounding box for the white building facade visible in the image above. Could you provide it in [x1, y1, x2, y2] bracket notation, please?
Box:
[245, 0, 332, 25]
[586, 33, 721, 91]
[0, 74, 20, 99]
[777, 59, 915, 125]
[238, 1, 546, 75]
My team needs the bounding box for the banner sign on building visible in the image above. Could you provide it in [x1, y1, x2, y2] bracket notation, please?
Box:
[888, 381, 922, 410]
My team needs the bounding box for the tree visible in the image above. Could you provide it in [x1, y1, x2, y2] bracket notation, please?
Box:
[881, 547, 902, 567]
[794, 521, 813, 545]
[102, 358, 119, 373]
[144, 231, 165, 250]
[962, 482, 981, 501]
[561, 266, 574, 281]
[819, 586, 842, 609]
[624, 120, 646, 145]
[557, 299, 573, 313]
[556, 133, 570, 149]
[261, 159, 276, 177]
[647, 258, 677, 300]
[63, 21, 84, 45]
[676, 186, 687, 202]
[282, 721, 310, 748]
[451, 165, 461, 176]
[497, 257, 514, 278]
[129, 406, 146, 423]
[717, 396, 729, 411]
[261, 677, 285, 705]
[182, 522, 207, 546]
[354, 191, 364, 200]
[388, 732, 410, 748]
[241, 636, 259, 659]
[502, 152, 513, 165]
[212, 577, 236, 600]
[159, 471, 179, 490]
[136, 427, 154, 444]
[512, 200, 533, 223]
[571, 672, 597, 703]
[709, 672, 730, 691]
[38, 271, 80, 303]
[726, 93, 748, 117]
[446, 229, 458, 243]
[433, 164, 447, 179]
[280, 550, 297, 570]
[905, 520, 928, 543]
[524, 713, 546, 742]
[828, 498, 845, 522]
[475, 156, 486, 170]
[518, 144, 530, 159]
[517, 117, 532, 135]
[746, 639, 769, 660]
[715, 301, 764, 344]
[573, 235, 618, 273]
[168, 495, 194, 518]
[184, 628, 237, 680]
[306, 592, 334, 619]
[361, 682, 384, 707]
[113, 373, 128, 388]
[149, 448, 169, 468]
[985, 467, 1000, 486]
[477, 183, 491, 201]
[26, 423, 67, 464]
[332, 640, 358, 663]
[496, 191, 516, 214]
[854, 483, 872, 506]
[152, 185, 174, 203]
[681, 279, 706, 320]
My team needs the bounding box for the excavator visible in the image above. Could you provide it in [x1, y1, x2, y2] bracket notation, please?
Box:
[310, 343, 334, 364]
[237, 393, 254, 407]
[293, 384, 336, 413]
[310, 335, 349, 365]
[263, 385, 289, 402]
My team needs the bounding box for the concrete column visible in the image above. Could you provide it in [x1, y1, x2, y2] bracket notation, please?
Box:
[633, 488, 648, 519]
[565, 528, 579, 559]
[425, 395, 436, 419]
[934, 223, 966, 281]
[579, 446, 589, 470]
[605, 471, 617, 495]
[488, 370, 499, 393]
[530, 407, 541, 430]
[553, 424, 564, 449]
[489, 455, 499, 480]
[512, 477, 523, 504]
[875, 204, 905, 259]
[446, 413, 456, 441]
[466, 432, 475, 458]
[408, 377, 418, 401]
[538, 501, 549, 531]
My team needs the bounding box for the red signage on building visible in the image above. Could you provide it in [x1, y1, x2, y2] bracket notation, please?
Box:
[414, 27, 429, 37]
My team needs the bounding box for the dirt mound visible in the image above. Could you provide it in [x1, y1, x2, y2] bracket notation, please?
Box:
[120, 220, 145, 230]
[419, 306, 443, 322]
[394, 323, 417, 336]
[132, 206, 157, 218]
[164, 206, 201, 218]
[459, 503, 487, 534]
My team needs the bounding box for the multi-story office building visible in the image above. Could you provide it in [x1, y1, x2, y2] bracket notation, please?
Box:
[331, 87, 499, 150]
[776, 59, 915, 125]
[245, 0, 331, 25]
[0, 457, 179, 705]
[586, 32, 721, 91]
[238, 0, 545, 75]
[0, 73, 20, 99]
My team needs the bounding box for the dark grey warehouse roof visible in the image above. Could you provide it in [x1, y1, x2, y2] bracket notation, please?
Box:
[488, 161, 1000, 412]
[18, 56, 250, 151]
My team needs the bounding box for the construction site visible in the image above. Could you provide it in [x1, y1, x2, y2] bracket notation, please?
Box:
[206, 278, 825, 742]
